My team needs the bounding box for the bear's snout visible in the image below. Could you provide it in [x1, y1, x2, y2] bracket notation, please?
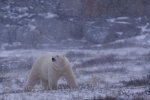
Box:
[52, 57, 56, 62]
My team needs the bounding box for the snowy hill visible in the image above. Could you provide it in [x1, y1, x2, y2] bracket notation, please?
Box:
[0, 0, 150, 49]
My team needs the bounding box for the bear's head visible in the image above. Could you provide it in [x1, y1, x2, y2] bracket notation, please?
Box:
[51, 54, 67, 72]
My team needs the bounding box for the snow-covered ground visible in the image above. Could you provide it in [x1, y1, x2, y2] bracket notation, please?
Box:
[1, 43, 150, 99]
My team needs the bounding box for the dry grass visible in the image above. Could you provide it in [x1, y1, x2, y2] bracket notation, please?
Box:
[122, 75, 150, 86]
[74, 54, 117, 68]
[0, 77, 5, 83]
[101, 41, 137, 49]
[132, 97, 144, 100]
[93, 96, 117, 100]
[143, 51, 150, 62]
[0, 57, 33, 72]
[66, 51, 90, 58]
[87, 74, 102, 88]
[65, 51, 91, 62]
[80, 67, 126, 75]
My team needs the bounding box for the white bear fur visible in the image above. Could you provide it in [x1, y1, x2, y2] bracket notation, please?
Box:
[24, 52, 78, 91]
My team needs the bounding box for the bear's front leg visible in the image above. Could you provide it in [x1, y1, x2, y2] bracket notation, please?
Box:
[24, 71, 38, 92]
[47, 75, 53, 90]
[47, 81, 52, 90]
[47, 78, 58, 90]
[24, 78, 38, 92]
[47, 82, 57, 90]
[63, 65, 78, 89]
[42, 80, 49, 90]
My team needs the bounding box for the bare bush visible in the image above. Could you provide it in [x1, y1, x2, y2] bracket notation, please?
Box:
[122, 75, 150, 86]
[143, 51, 150, 62]
[93, 95, 117, 100]
[66, 51, 89, 58]
[75, 54, 117, 68]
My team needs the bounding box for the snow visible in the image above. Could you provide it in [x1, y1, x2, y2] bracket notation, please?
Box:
[136, 17, 142, 21]
[15, 7, 29, 13]
[116, 32, 123, 35]
[106, 18, 116, 23]
[106, 18, 130, 24]
[114, 21, 130, 24]
[5, 24, 11, 27]
[116, 17, 129, 20]
[28, 24, 36, 31]
[38, 12, 58, 19]
[135, 34, 146, 40]
[45, 12, 58, 19]
[7, 13, 31, 19]
[1, 46, 150, 99]
[1, 5, 10, 10]
[17, 13, 29, 18]
[138, 23, 150, 33]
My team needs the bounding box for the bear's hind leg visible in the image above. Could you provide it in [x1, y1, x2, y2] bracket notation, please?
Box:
[52, 84, 57, 90]
[47, 83, 57, 90]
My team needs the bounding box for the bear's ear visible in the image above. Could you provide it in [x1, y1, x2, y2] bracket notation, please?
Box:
[56, 55, 59, 58]
[52, 57, 56, 62]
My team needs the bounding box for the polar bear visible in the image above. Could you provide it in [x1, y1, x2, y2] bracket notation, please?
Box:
[24, 52, 78, 91]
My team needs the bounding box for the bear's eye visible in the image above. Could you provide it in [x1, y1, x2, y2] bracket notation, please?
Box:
[52, 57, 56, 62]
